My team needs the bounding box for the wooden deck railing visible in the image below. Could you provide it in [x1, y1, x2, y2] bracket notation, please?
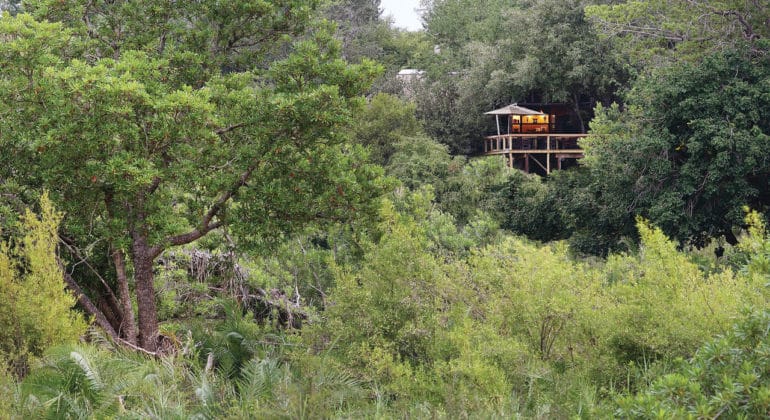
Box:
[482, 133, 588, 173]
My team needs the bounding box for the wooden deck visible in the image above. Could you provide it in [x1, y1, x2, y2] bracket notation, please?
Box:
[482, 133, 588, 174]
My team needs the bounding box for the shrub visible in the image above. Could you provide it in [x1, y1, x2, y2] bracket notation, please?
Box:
[616, 309, 770, 418]
[601, 219, 753, 371]
[0, 193, 87, 376]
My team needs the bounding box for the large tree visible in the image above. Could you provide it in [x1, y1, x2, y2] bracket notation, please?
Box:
[581, 46, 770, 249]
[323, 0, 383, 62]
[0, 2, 383, 351]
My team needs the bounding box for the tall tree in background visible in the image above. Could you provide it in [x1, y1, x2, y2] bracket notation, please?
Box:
[0, 1, 383, 352]
[324, 0, 384, 62]
[323, 0, 432, 89]
[580, 46, 770, 249]
[0, 0, 20, 14]
[416, 0, 628, 154]
[586, 0, 770, 66]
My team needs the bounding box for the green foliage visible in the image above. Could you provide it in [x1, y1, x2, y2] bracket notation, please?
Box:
[386, 132, 510, 227]
[0, 2, 387, 350]
[376, 29, 434, 73]
[12, 325, 368, 418]
[354, 93, 422, 165]
[581, 47, 770, 250]
[616, 309, 770, 418]
[323, 0, 384, 63]
[0, 193, 87, 376]
[505, 46, 770, 256]
[18, 342, 214, 418]
[297, 197, 519, 413]
[0, 368, 15, 415]
[586, 0, 770, 67]
[600, 219, 752, 374]
[194, 301, 265, 381]
[437, 156, 509, 226]
[319, 199, 443, 366]
[423, 0, 509, 50]
[730, 209, 770, 285]
[4, 0, 770, 417]
[499, 170, 572, 242]
[415, 0, 628, 153]
[323, 0, 434, 94]
[297, 197, 755, 415]
[387, 134, 458, 190]
[1, 198, 766, 417]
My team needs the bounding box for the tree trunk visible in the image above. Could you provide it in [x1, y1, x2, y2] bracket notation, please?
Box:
[132, 238, 159, 352]
[724, 229, 739, 246]
[113, 249, 138, 345]
[573, 93, 586, 134]
[105, 192, 138, 344]
[61, 268, 120, 341]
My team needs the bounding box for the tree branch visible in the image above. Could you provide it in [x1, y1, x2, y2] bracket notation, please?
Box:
[59, 235, 122, 320]
[216, 123, 247, 136]
[61, 264, 120, 341]
[171, 221, 224, 248]
[685, 0, 758, 41]
[147, 176, 162, 195]
[151, 164, 257, 257]
[115, 337, 159, 357]
[112, 247, 138, 344]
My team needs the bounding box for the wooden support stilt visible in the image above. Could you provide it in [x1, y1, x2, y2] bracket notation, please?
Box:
[546, 135, 551, 174]
[530, 154, 548, 173]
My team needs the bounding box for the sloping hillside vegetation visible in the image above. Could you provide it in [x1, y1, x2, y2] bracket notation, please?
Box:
[1, 0, 769, 417]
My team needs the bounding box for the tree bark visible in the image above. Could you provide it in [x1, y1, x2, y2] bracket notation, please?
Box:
[132, 236, 159, 352]
[127, 166, 256, 351]
[573, 93, 587, 134]
[112, 248, 138, 345]
[61, 268, 120, 341]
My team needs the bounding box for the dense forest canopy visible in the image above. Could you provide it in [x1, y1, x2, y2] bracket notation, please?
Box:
[1, 0, 770, 417]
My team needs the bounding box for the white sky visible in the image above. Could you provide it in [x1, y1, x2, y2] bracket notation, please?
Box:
[381, 0, 424, 31]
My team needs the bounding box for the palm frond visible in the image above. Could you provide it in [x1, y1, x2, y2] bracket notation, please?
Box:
[69, 351, 104, 397]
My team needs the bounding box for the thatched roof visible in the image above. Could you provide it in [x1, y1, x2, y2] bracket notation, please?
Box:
[484, 104, 545, 116]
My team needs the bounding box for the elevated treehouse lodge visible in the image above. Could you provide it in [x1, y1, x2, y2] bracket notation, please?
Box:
[482, 104, 588, 174]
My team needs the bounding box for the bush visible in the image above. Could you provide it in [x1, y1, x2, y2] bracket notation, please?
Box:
[616, 309, 770, 418]
[601, 219, 755, 371]
[0, 193, 87, 376]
